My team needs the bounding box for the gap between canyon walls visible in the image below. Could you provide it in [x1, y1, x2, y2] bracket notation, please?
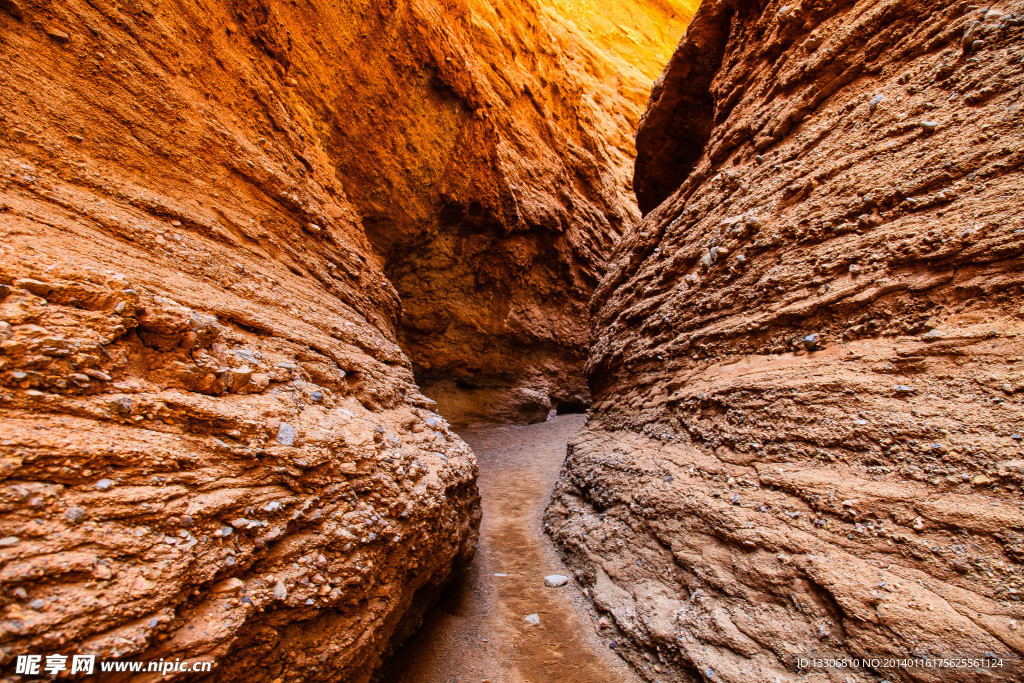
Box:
[322, 0, 699, 426]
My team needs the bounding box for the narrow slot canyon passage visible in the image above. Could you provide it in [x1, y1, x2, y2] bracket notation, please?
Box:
[4, 1, 1024, 681]
[379, 416, 640, 683]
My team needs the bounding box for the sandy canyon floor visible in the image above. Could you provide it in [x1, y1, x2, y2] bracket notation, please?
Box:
[379, 415, 642, 683]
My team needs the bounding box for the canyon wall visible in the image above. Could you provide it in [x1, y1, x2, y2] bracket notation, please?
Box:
[0, 2, 482, 680]
[333, 0, 696, 425]
[549, 1, 1024, 681]
[0, 0, 694, 679]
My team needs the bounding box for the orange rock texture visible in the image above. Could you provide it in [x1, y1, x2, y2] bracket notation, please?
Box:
[0, 0, 690, 680]
[336, 0, 697, 425]
[549, 1, 1024, 681]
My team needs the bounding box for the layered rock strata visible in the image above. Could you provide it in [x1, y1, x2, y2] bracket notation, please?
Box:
[336, 0, 697, 424]
[0, 0, 699, 676]
[549, 1, 1024, 681]
[0, 2, 484, 680]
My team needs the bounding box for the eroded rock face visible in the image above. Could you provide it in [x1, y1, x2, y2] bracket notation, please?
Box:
[549, 1, 1024, 681]
[331, 0, 696, 425]
[0, 0, 697, 676]
[0, 2, 484, 680]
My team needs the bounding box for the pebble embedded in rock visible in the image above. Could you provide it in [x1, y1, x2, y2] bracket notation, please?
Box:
[0, 536, 19, 547]
[65, 507, 85, 524]
[544, 574, 569, 588]
[45, 28, 71, 44]
[273, 580, 288, 600]
[111, 397, 133, 415]
[29, 599, 45, 610]
[223, 366, 253, 392]
[94, 478, 113, 491]
[524, 613, 541, 625]
[963, 20, 983, 50]
[803, 333, 820, 351]
[276, 422, 296, 446]
[310, 390, 324, 403]
[213, 577, 245, 594]
[14, 278, 52, 297]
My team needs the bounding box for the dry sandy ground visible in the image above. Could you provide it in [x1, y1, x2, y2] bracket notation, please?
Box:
[379, 415, 643, 683]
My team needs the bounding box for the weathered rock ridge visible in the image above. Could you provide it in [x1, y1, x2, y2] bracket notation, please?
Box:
[0, 0, 690, 680]
[550, 1, 1024, 681]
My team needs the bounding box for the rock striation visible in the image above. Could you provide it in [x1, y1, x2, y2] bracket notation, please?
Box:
[332, 0, 697, 425]
[549, 1, 1024, 681]
[0, 0, 695, 678]
[0, 1, 485, 679]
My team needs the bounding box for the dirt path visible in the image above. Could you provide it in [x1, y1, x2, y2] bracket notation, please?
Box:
[380, 415, 642, 683]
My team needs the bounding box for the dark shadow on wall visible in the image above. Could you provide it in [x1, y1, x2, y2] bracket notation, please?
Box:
[555, 399, 589, 415]
[633, 0, 741, 215]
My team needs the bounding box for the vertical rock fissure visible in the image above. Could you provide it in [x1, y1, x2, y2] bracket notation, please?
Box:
[634, 0, 741, 215]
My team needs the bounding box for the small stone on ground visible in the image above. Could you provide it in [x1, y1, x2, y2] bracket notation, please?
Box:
[544, 574, 569, 588]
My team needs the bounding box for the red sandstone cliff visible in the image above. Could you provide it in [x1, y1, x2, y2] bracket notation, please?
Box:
[0, 0, 696, 678]
[550, 1, 1024, 681]
[0, 2, 483, 679]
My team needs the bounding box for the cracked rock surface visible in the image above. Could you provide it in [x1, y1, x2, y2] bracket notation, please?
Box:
[549, 1, 1024, 681]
